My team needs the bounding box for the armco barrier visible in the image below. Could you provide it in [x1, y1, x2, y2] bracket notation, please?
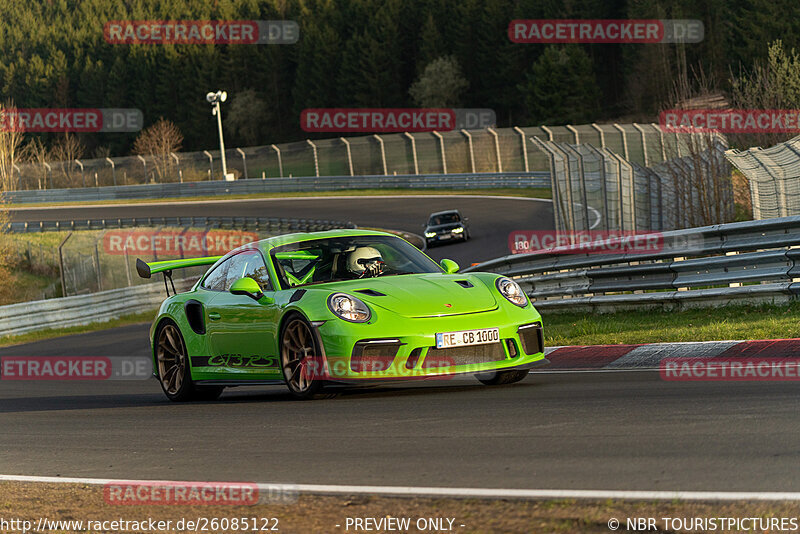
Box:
[465, 216, 800, 312]
[3, 172, 550, 204]
[0, 281, 182, 337]
[8, 216, 356, 233]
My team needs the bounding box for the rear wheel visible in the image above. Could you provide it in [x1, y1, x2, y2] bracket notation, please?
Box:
[155, 321, 223, 402]
[477, 369, 529, 386]
[280, 315, 328, 399]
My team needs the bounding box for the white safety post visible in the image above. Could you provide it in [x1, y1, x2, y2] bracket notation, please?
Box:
[74, 159, 85, 187]
[202, 150, 213, 179]
[171, 152, 181, 182]
[513, 127, 529, 172]
[235, 148, 247, 180]
[105, 157, 116, 186]
[487, 127, 503, 172]
[460, 129, 476, 173]
[373, 134, 387, 175]
[404, 132, 419, 175]
[271, 144, 283, 178]
[306, 139, 320, 177]
[432, 131, 447, 174]
[340, 138, 354, 176]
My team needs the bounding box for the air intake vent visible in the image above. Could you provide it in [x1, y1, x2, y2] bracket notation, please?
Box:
[355, 289, 386, 297]
[454, 280, 473, 288]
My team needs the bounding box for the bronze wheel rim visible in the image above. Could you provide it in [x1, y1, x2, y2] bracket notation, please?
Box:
[281, 319, 317, 393]
[156, 324, 186, 395]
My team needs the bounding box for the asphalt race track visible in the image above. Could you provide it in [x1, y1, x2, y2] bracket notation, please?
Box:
[10, 195, 555, 265]
[4, 195, 800, 492]
[2, 334, 800, 491]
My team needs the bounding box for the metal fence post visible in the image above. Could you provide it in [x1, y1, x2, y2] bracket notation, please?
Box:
[613, 123, 629, 160]
[460, 130, 475, 173]
[75, 159, 85, 187]
[633, 123, 649, 167]
[404, 132, 419, 175]
[652, 122, 667, 162]
[566, 124, 580, 144]
[541, 125, 554, 141]
[137, 155, 148, 183]
[203, 150, 214, 179]
[487, 127, 503, 172]
[591, 123, 605, 148]
[583, 144, 610, 231]
[171, 152, 181, 182]
[306, 139, 320, 177]
[43, 162, 51, 189]
[373, 134, 387, 175]
[432, 131, 447, 174]
[562, 144, 590, 231]
[270, 144, 283, 178]
[106, 157, 116, 186]
[513, 127, 529, 172]
[58, 232, 73, 297]
[340, 138, 354, 176]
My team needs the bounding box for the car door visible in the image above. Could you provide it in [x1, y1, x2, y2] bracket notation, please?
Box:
[205, 249, 282, 379]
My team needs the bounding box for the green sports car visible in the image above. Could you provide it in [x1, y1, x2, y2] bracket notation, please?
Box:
[137, 229, 547, 401]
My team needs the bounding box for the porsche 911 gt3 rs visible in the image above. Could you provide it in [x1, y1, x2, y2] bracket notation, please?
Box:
[138, 229, 547, 400]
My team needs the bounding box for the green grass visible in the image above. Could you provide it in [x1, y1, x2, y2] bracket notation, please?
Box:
[544, 302, 800, 346]
[0, 310, 155, 348]
[9, 187, 552, 208]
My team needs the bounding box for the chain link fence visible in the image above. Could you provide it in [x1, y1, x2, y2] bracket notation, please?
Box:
[534, 137, 734, 233]
[725, 135, 800, 220]
[8, 123, 704, 191]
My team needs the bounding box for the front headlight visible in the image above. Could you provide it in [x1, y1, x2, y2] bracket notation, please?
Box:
[425, 231, 437, 238]
[451, 227, 464, 233]
[496, 277, 528, 307]
[327, 293, 371, 322]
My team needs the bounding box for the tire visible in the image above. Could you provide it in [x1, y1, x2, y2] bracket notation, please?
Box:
[477, 369, 529, 386]
[155, 320, 224, 402]
[279, 314, 330, 400]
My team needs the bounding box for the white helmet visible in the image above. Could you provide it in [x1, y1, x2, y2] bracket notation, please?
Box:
[347, 246, 385, 277]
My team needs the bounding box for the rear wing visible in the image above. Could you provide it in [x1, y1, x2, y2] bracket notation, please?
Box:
[136, 256, 222, 296]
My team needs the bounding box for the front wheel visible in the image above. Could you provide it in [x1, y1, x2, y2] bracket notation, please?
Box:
[280, 315, 328, 399]
[155, 321, 223, 402]
[477, 369, 529, 386]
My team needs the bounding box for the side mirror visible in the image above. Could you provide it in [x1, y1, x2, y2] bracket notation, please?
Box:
[230, 277, 264, 301]
[440, 258, 460, 274]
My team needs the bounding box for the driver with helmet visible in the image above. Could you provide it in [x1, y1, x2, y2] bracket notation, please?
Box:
[346, 246, 386, 278]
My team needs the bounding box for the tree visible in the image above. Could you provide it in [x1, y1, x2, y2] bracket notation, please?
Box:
[517, 46, 600, 124]
[225, 89, 270, 146]
[132, 118, 183, 182]
[49, 133, 86, 188]
[0, 101, 24, 191]
[731, 40, 800, 147]
[409, 56, 469, 108]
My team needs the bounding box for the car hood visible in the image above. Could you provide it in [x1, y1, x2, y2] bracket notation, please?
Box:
[316, 274, 498, 318]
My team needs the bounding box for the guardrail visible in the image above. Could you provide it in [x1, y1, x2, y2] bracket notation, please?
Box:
[465, 216, 800, 311]
[3, 172, 550, 204]
[0, 281, 176, 338]
[7, 216, 356, 233]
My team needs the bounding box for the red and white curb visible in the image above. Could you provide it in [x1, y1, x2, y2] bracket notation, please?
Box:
[541, 339, 800, 370]
[2, 474, 800, 501]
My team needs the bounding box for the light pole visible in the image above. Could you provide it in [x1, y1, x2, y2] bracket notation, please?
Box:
[206, 90, 233, 181]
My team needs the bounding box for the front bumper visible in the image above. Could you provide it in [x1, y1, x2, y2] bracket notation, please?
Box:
[312, 309, 546, 382]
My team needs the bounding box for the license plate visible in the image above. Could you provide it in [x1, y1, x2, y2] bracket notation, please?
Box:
[439, 234, 451, 240]
[436, 327, 500, 349]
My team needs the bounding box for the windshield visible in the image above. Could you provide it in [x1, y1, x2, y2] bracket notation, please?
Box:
[270, 235, 441, 289]
[429, 213, 461, 226]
